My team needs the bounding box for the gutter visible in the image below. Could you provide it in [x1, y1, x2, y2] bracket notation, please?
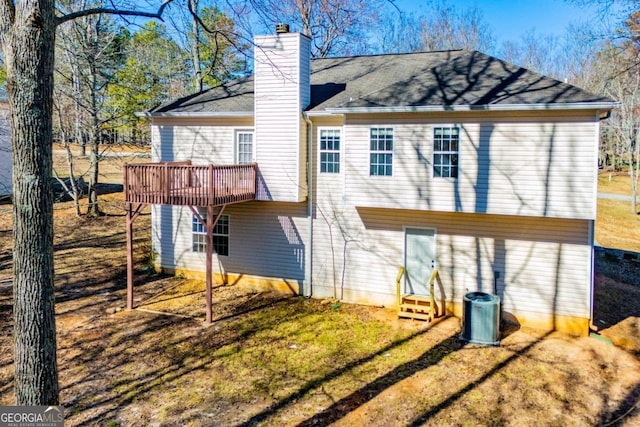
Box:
[588, 220, 598, 333]
[303, 112, 313, 298]
[135, 111, 254, 118]
[325, 102, 620, 114]
[305, 111, 344, 118]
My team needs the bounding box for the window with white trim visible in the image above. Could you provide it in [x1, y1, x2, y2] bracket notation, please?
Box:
[370, 127, 393, 176]
[319, 128, 341, 173]
[433, 126, 459, 178]
[192, 213, 230, 256]
[236, 130, 254, 164]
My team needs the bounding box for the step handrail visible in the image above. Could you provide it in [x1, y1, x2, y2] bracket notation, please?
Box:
[428, 269, 439, 318]
[395, 266, 405, 314]
[397, 267, 442, 319]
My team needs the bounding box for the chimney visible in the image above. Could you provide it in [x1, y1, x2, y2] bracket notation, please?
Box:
[253, 28, 311, 202]
[275, 23, 290, 34]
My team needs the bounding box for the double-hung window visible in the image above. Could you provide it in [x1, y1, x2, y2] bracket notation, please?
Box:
[433, 126, 459, 178]
[192, 213, 230, 256]
[236, 130, 254, 164]
[319, 128, 341, 173]
[370, 127, 394, 176]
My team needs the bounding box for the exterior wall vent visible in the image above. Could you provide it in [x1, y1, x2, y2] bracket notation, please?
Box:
[276, 23, 290, 34]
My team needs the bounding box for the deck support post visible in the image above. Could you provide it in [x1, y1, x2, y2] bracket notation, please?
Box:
[126, 203, 143, 310]
[203, 205, 227, 323]
[205, 205, 214, 323]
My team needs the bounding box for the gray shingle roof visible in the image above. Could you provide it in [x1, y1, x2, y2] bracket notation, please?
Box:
[152, 78, 254, 113]
[151, 50, 613, 114]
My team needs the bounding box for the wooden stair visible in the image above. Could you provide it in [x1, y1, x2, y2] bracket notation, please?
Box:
[399, 294, 438, 321]
[396, 267, 442, 322]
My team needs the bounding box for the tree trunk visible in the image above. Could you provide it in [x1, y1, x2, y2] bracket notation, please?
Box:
[2, 0, 60, 405]
[86, 53, 102, 217]
[86, 134, 101, 216]
[632, 139, 639, 214]
[72, 62, 85, 156]
[190, 0, 203, 92]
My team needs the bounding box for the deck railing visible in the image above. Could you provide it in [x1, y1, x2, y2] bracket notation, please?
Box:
[124, 161, 257, 206]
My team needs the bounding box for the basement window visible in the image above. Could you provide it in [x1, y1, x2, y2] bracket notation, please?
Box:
[192, 213, 230, 256]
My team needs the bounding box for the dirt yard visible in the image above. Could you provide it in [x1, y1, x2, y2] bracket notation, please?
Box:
[0, 154, 638, 426]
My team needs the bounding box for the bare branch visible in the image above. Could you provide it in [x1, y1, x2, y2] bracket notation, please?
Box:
[55, 0, 175, 26]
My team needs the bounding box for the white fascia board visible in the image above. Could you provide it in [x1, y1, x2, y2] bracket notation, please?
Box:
[324, 102, 620, 114]
[136, 111, 254, 118]
[305, 111, 344, 117]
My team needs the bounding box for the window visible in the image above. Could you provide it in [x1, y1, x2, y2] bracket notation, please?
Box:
[370, 127, 393, 176]
[319, 128, 341, 173]
[236, 131, 254, 164]
[192, 213, 230, 256]
[433, 127, 459, 178]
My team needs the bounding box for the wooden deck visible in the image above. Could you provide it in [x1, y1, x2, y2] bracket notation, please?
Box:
[124, 161, 257, 207]
[124, 161, 258, 322]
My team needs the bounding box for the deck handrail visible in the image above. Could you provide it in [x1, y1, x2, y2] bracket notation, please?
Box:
[124, 162, 257, 206]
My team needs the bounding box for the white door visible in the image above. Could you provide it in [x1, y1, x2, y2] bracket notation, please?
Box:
[404, 228, 436, 295]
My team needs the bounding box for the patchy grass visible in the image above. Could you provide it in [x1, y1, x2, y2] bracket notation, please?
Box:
[0, 153, 638, 425]
[596, 198, 640, 252]
[598, 171, 635, 196]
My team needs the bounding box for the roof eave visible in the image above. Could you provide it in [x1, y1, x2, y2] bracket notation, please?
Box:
[136, 111, 254, 118]
[305, 111, 345, 117]
[324, 102, 620, 114]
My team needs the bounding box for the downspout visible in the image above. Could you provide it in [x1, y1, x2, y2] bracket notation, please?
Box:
[588, 220, 597, 332]
[303, 112, 313, 298]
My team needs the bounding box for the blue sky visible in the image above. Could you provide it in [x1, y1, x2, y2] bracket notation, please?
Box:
[394, 0, 610, 44]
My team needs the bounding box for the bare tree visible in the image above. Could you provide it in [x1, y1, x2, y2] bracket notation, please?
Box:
[374, 11, 422, 54]
[371, 0, 494, 55]
[592, 38, 640, 212]
[417, 0, 495, 52]
[55, 5, 130, 216]
[166, 0, 247, 92]
[498, 30, 566, 78]
[52, 95, 84, 216]
[245, 0, 385, 57]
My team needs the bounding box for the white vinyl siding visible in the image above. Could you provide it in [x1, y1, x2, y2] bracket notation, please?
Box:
[150, 117, 253, 164]
[310, 206, 591, 319]
[342, 112, 599, 220]
[152, 201, 308, 283]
